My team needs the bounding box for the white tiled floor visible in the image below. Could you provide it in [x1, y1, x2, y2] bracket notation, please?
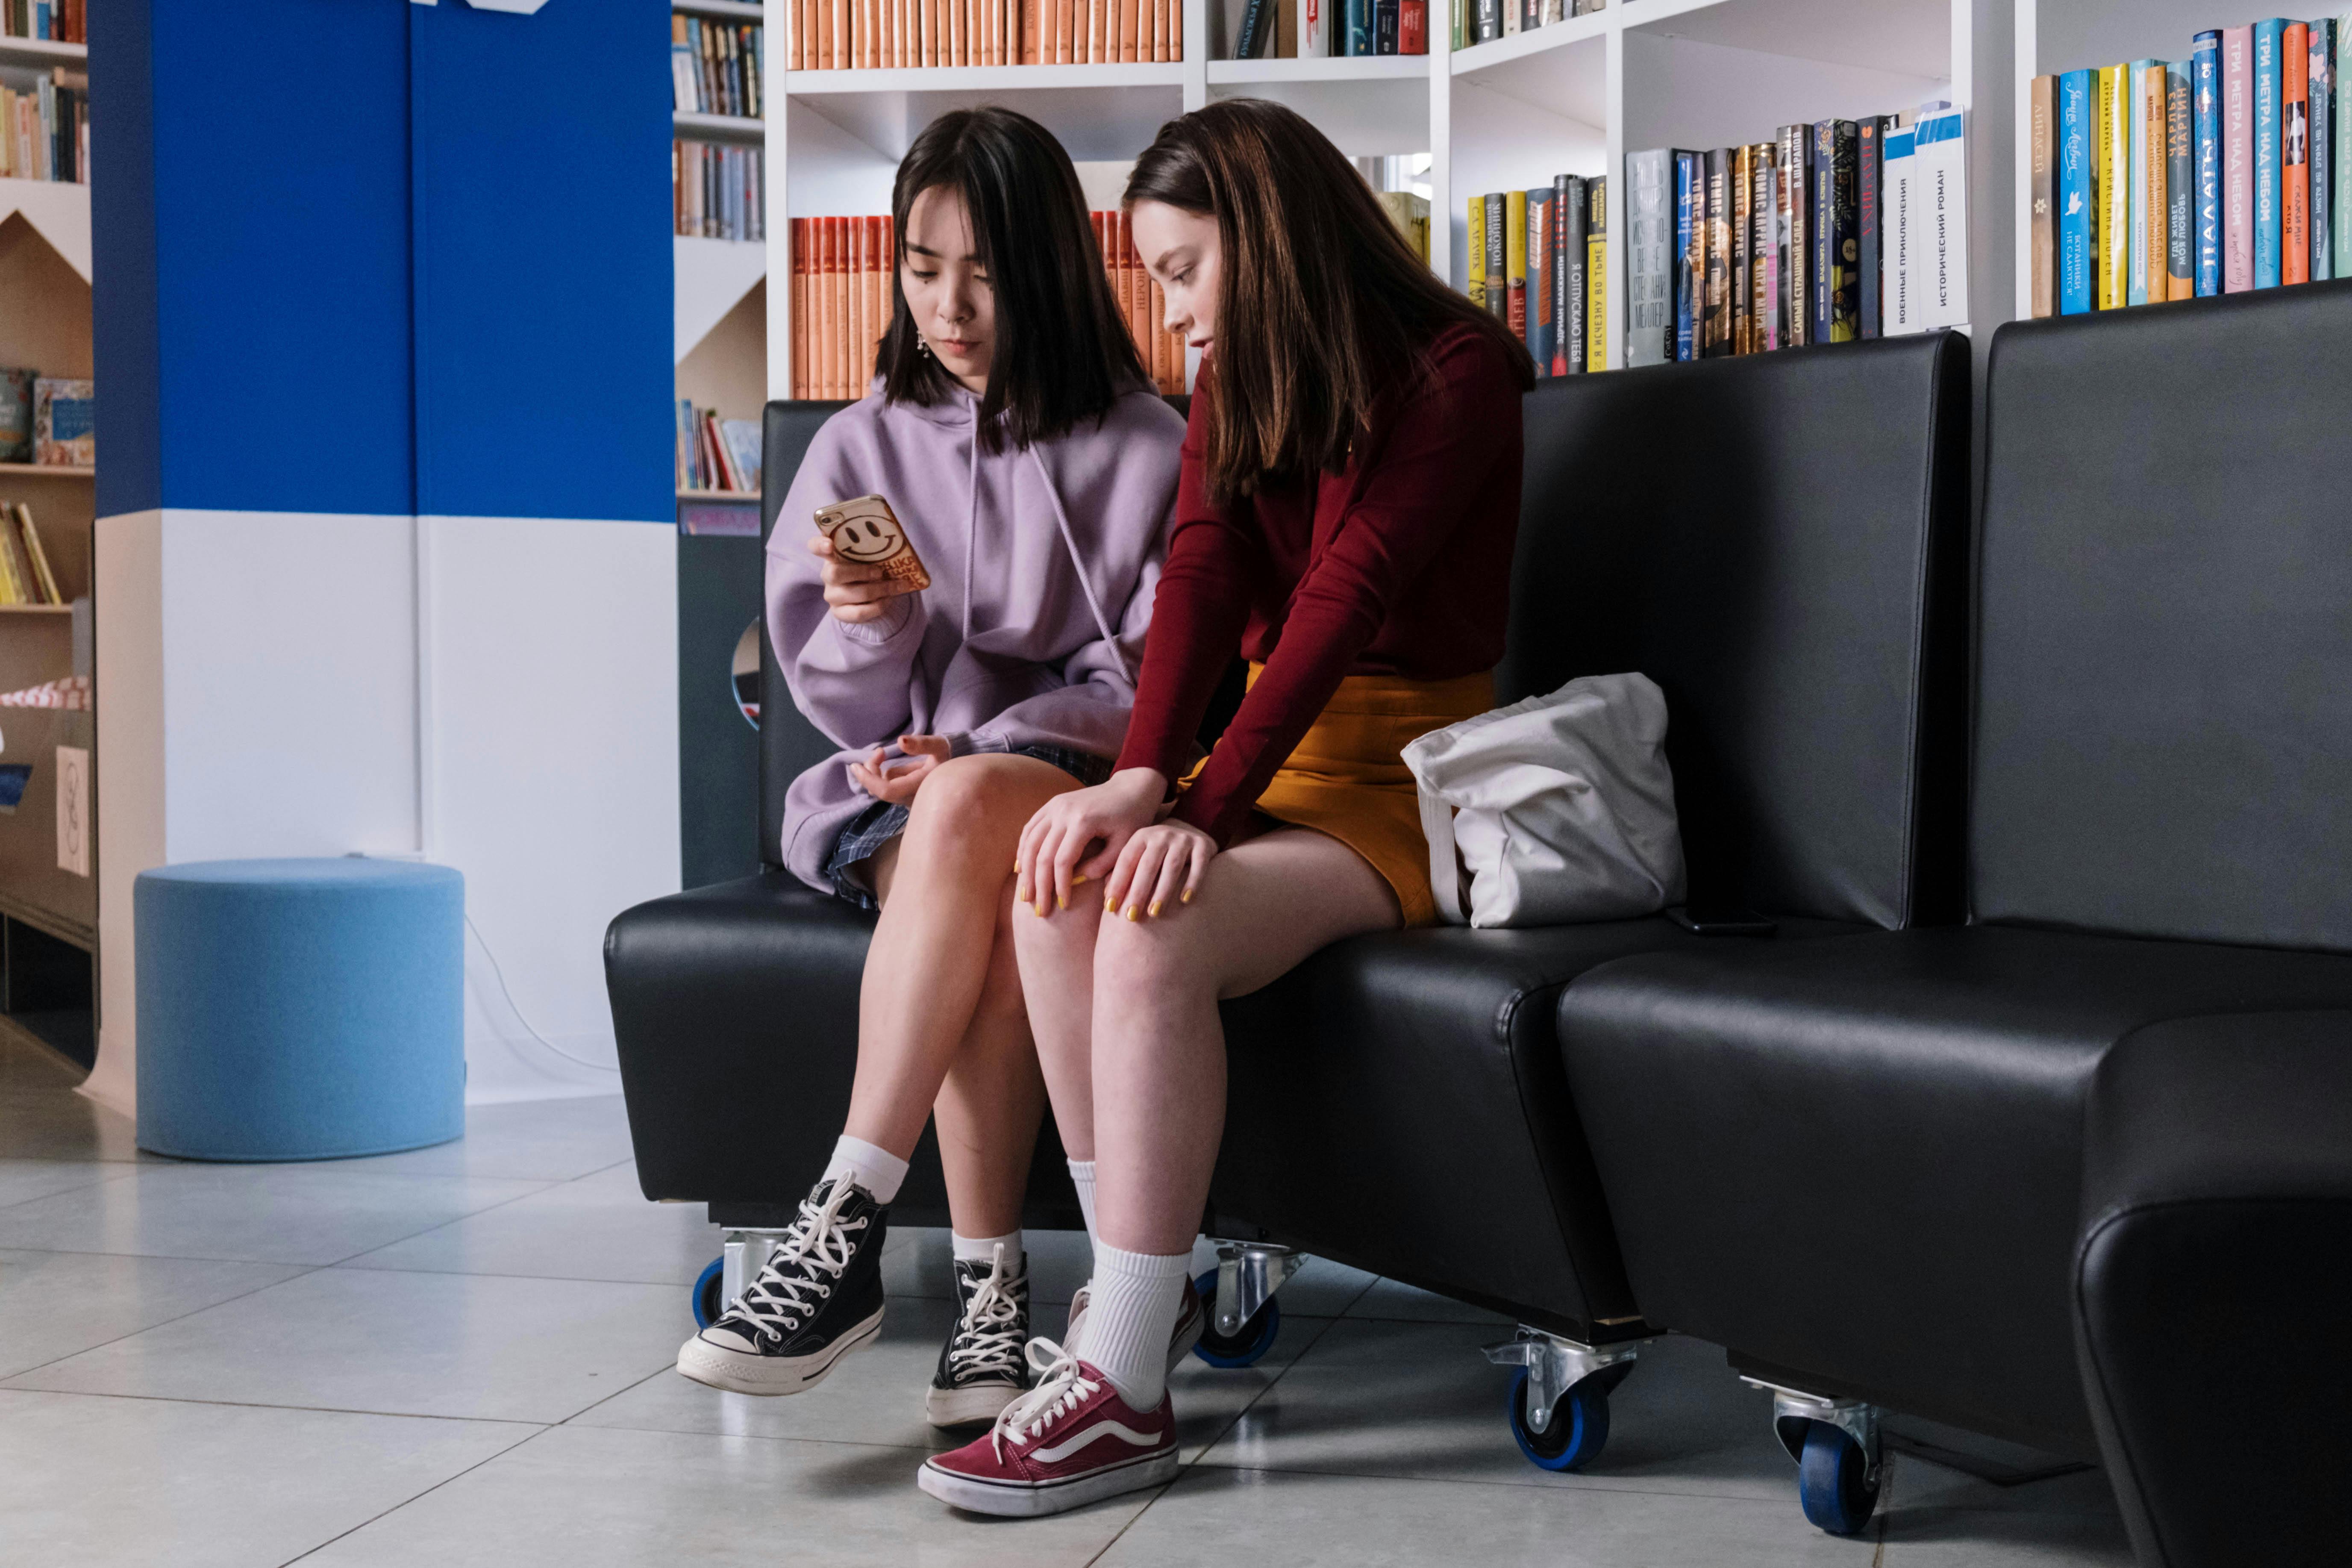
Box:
[0, 1033, 2136, 1567]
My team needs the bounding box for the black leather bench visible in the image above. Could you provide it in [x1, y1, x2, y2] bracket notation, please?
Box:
[606, 332, 1973, 1468]
[1556, 283, 2352, 1557]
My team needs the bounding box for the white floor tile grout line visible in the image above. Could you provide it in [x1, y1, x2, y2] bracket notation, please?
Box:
[273, 1422, 553, 1567]
[0, 1382, 553, 1426]
[0, 1260, 335, 1383]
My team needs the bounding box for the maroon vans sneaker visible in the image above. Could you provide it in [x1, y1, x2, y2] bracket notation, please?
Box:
[916, 1340, 1177, 1517]
[1061, 1275, 1205, 1374]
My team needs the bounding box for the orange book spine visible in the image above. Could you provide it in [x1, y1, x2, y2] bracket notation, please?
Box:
[1055, 0, 1072, 62]
[1171, 0, 1180, 62]
[983, 0, 997, 64]
[1114, 212, 1136, 354]
[870, 215, 891, 388]
[851, 216, 869, 397]
[790, 219, 806, 398]
[2285, 23, 2311, 284]
[1119, 0, 1138, 61]
[1020, 0, 1036, 62]
[920, 0, 936, 65]
[816, 218, 835, 400]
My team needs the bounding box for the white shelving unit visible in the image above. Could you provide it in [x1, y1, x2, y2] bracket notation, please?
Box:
[754, 0, 2017, 394]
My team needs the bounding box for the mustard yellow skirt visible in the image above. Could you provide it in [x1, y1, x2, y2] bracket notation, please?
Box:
[1191, 663, 1495, 929]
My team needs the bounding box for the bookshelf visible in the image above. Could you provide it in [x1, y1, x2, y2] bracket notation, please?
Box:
[755, 0, 2007, 394]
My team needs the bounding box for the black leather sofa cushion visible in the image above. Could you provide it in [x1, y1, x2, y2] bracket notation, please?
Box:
[2076, 1011, 2352, 1568]
[1556, 927, 2352, 1456]
[1972, 281, 2352, 950]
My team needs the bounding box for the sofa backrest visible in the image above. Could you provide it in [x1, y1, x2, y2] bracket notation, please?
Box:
[1499, 333, 1972, 930]
[1971, 284, 2352, 952]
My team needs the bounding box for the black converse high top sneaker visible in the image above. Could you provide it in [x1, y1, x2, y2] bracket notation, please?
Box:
[925, 1243, 1031, 1427]
[676, 1177, 890, 1396]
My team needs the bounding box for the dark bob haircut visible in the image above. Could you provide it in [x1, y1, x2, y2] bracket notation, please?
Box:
[1124, 99, 1532, 504]
[879, 107, 1148, 451]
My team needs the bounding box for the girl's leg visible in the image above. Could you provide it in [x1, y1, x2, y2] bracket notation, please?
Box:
[1008, 862, 1105, 1166]
[926, 888, 1048, 1240]
[840, 753, 1080, 1162]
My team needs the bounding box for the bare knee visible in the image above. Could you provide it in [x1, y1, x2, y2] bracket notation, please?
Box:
[1091, 908, 1215, 1008]
[903, 754, 1050, 857]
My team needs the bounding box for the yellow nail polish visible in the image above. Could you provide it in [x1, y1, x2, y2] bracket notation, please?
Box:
[1181, 888, 1194, 904]
[1036, 900, 1048, 917]
[1124, 905, 1139, 921]
[1072, 874, 1087, 885]
[1105, 896, 1116, 912]
[1057, 894, 1067, 911]
[1148, 900, 1162, 917]
[1013, 859, 1021, 874]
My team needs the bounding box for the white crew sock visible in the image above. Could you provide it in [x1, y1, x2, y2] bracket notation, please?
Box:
[1067, 1159, 1099, 1248]
[822, 1135, 908, 1206]
[1071, 1241, 1191, 1410]
[952, 1229, 1024, 1270]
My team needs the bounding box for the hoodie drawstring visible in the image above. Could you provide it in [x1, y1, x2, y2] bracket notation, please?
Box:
[962, 424, 982, 643]
[1025, 443, 1131, 684]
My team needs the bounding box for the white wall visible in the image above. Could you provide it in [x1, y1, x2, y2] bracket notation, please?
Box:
[87, 507, 679, 1114]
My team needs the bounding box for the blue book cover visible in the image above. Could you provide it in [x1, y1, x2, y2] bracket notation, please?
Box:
[2314, 20, 2335, 281]
[1344, 0, 1372, 56]
[1673, 152, 1701, 361]
[2059, 70, 2096, 314]
[2194, 33, 2222, 294]
[2256, 18, 2284, 287]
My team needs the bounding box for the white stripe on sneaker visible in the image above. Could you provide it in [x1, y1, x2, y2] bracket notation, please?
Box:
[1029, 1420, 1167, 1465]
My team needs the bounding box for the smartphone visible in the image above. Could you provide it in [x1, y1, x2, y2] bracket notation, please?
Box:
[1664, 905, 1778, 938]
[814, 494, 931, 592]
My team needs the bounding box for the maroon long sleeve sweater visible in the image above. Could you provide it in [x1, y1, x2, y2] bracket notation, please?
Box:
[1116, 321, 1526, 845]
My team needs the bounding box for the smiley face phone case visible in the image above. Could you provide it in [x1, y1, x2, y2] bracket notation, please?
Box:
[814, 494, 931, 591]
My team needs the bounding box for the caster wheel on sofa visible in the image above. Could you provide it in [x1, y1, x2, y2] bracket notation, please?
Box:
[1508, 1368, 1611, 1471]
[1191, 1267, 1281, 1367]
[691, 1256, 726, 1329]
[1797, 1420, 1882, 1536]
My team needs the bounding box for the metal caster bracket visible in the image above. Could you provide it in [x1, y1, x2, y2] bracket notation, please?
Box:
[717, 1229, 797, 1318]
[1743, 1377, 1884, 1486]
[1484, 1327, 1648, 1436]
[1208, 1242, 1305, 1339]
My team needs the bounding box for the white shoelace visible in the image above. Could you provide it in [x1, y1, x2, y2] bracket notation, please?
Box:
[991, 1339, 1100, 1460]
[945, 1243, 1027, 1382]
[723, 1180, 868, 1341]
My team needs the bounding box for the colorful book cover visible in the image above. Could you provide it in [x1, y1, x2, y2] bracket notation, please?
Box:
[1779, 125, 1808, 345]
[1298, 0, 1328, 56]
[2255, 18, 2283, 288]
[1731, 144, 1752, 353]
[1810, 124, 1833, 341]
[1562, 177, 1588, 375]
[2127, 61, 2158, 305]
[1373, 0, 1396, 54]
[2285, 21, 2311, 283]
[1585, 176, 1607, 372]
[1527, 188, 1552, 375]
[1858, 118, 1884, 337]
[1397, 0, 1423, 53]
[1467, 194, 1486, 306]
[2166, 61, 2195, 298]
[1752, 143, 1779, 350]
[1505, 188, 1529, 338]
[1553, 173, 1580, 376]
[1345, 0, 1373, 55]
[1624, 151, 1673, 368]
[2059, 69, 2095, 314]
[2194, 35, 2222, 295]
[1673, 153, 1702, 362]
[2030, 76, 2056, 317]
[2312, 20, 2333, 280]
[1909, 107, 1970, 330]
[1825, 120, 1859, 342]
[2099, 65, 2130, 307]
[30, 377, 91, 467]
[2226, 26, 2255, 290]
[0, 367, 30, 462]
[2339, 9, 2352, 273]
[1485, 192, 1507, 315]
[1705, 148, 1732, 356]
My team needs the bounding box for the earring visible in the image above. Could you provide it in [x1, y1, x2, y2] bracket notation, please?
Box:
[916, 335, 934, 359]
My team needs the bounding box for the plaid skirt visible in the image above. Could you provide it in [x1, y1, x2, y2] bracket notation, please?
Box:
[824, 744, 1115, 910]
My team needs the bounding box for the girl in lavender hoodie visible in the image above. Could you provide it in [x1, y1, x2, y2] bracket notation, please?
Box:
[674, 109, 1185, 1429]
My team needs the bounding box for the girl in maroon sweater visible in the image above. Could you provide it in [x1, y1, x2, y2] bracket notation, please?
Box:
[917, 101, 1532, 1518]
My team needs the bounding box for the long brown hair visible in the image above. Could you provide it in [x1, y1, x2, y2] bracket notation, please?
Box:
[879, 108, 1148, 451]
[1124, 99, 1532, 503]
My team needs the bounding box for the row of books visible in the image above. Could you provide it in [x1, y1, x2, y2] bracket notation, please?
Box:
[2028, 20, 2352, 317]
[786, 212, 1190, 400]
[1458, 0, 1603, 52]
[0, 371, 91, 466]
[0, 71, 84, 185]
[1, 0, 82, 43]
[1468, 179, 1608, 374]
[675, 140, 765, 243]
[1226, 0, 1426, 58]
[783, 0, 1184, 68]
[676, 403, 766, 495]
[1620, 107, 1970, 368]
[671, 16, 763, 120]
[0, 503, 63, 606]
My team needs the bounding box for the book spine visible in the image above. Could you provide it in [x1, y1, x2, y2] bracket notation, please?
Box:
[1673, 152, 1700, 361]
[1752, 142, 1779, 351]
[1506, 188, 1529, 340]
[2030, 76, 2055, 317]
[1704, 148, 1732, 356]
[1731, 144, 1752, 353]
[1551, 174, 1574, 375]
[1467, 194, 1486, 305]
[1562, 177, 1587, 375]
[1236, 0, 1265, 56]
[1810, 124, 1832, 341]
[2096, 65, 2125, 306]
[2127, 62, 2153, 305]
[2194, 36, 2221, 295]
[1858, 119, 1883, 337]
[1485, 192, 1507, 315]
[2340, 9, 2352, 274]
[2285, 22, 2311, 284]
[1780, 125, 1808, 346]
[1626, 150, 1672, 368]
[1374, 0, 1396, 53]
[1585, 175, 1607, 372]
[1528, 191, 1552, 377]
[1474, 0, 1497, 45]
[1347, 0, 1373, 55]
[2226, 26, 2254, 290]
[2313, 21, 2334, 280]
[2167, 61, 2194, 298]
[1398, 0, 1423, 54]
[2256, 20, 2283, 288]
[1827, 121, 1858, 341]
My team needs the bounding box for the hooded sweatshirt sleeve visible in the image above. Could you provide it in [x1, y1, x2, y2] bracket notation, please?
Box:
[765, 415, 931, 750]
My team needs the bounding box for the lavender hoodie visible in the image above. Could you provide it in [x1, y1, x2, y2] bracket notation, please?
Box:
[768, 380, 1185, 892]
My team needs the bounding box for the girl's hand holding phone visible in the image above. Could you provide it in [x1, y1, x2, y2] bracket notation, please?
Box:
[850, 735, 952, 804]
[810, 531, 922, 624]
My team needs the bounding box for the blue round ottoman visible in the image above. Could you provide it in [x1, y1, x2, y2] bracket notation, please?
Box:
[134, 858, 465, 1161]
